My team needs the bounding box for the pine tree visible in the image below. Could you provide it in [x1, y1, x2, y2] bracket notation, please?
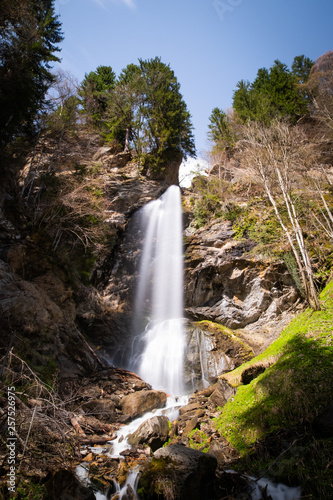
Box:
[102, 57, 196, 164]
[0, 0, 63, 147]
[208, 107, 234, 154]
[232, 57, 312, 124]
[80, 65, 116, 126]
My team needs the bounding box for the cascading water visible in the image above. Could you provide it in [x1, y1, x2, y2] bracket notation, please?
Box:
[75, 185, 302, 500]
[131, 185, 185, 395]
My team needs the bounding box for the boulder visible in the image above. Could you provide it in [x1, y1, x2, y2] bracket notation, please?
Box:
[81, 398, 116, 422]
[127, 415, 170, 451]
[210, 377, 236, 408]
[139, 444, 217, 500]
[45, 469, 96, 500]
[120, 390, 167, 419]
[106, 152, 132, 169]
[184, 320, 253, 390]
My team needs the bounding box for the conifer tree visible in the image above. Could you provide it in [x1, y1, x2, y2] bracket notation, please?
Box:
[80, 65, 116, 127]
[0, 0, 63, 147]
[102, 57, 196, 164]
[232, 56, 312, 124]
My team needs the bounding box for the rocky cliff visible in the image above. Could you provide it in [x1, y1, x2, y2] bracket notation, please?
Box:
[0, 145, 304, 498]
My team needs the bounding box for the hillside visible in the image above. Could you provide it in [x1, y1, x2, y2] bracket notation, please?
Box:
[0, 7, 332, 495]
[0, 128, 331, 498]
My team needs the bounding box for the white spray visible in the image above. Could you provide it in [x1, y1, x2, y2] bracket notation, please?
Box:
[132, 185, 185, 395]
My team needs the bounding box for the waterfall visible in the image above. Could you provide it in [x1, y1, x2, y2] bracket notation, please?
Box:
[131, 185, 185, 396]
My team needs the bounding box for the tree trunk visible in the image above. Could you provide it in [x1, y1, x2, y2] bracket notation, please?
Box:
[124, 127, 129, 153]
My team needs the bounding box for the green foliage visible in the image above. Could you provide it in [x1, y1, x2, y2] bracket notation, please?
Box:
[193, 191, 223, 228]
[83, 57, 196, 169]
[79, 65, 116, 126]
[14, 482, 46, 499]
[208, 107, 235, 152]
[291, 55, 314, 84]
[221, 200, 284, 256]
[47, 94, 80, 135]
[188, 429, 210, 452]
[0, 0, 63, 148]
[232, 56, 313, 124]
[214, 281, 333, 454]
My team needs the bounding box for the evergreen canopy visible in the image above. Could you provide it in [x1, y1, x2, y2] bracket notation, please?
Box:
[80, 57, 196, 164]
[0, 0, 63, 147]
[232, 56, 314, 124]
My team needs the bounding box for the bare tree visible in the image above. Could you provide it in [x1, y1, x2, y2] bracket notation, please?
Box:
[303, 51, 333, 133]
[240, 120, 320, 310]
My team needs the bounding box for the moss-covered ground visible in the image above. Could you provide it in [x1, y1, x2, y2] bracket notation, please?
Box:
[214, 281, 333, 498]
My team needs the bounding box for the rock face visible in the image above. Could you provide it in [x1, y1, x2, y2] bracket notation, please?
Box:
[120, 390, 167, 419]
[139, 444, 217, 500]
[184, 320, 254, 389]
[0, 260, 98, 378]
[184, 219, 299, 352]
[128, 415, 170, 451]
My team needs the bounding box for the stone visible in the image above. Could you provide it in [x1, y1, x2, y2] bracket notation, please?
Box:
[182, 417, 199, 436]
[127, 415, 170, 451]
[184, 218, 299, 352]
[184, 320, 253, 390]
[120, 390, 167, 419]
[45, 469, 96, 500]
[138, 444, 217, 500]
[106, 152, 132, 169]
[210, 377, 236, 408]
[179, 403, 202, 416]
[81, 399, 116, 422]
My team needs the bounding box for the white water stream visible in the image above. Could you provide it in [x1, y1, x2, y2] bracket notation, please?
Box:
[76, 185, 301, 500]
[131, 185, 185, 395]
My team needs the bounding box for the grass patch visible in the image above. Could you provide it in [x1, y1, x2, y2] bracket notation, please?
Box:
[213, 281, 333, 496]
[215, 281, 333, 451]
[188, 429, 210, 453]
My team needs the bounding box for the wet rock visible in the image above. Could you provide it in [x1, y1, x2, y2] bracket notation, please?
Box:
[120, 390, 167, 419]
[139, 444, 217, 500]
[184, 320, 253, 389]
[128, 415, 170, 451]
[45, 469, 96, 500]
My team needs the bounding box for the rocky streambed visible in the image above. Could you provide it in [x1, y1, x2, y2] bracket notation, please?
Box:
[40, 361, 301, 500]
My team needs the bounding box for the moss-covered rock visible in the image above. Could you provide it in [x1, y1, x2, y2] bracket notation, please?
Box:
[212, 281, 333, 498]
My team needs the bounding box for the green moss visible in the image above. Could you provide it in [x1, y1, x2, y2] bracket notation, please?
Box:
[13, 482, 46, 499]
[210, 281, 333, 497]
[137, 457, 176, 499]
[214, 281, 333, 454]
[195, 320, 254, 363]
[188, 429, 210, 452]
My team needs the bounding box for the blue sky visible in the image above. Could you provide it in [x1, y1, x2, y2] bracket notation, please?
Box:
[54, 0, 333, 157]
